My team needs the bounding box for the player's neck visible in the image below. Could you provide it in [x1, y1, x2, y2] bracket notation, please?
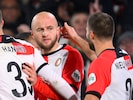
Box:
[42, 43, 60, 54]
[95, 40, 114, 56]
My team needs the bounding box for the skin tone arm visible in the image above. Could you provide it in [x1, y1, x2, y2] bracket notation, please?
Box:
[61, 22, 97, 61]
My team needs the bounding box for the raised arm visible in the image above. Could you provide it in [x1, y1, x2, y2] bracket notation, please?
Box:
[62, 22, 97, 61]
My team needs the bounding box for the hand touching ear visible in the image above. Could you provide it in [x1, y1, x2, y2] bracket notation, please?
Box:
[61, 22, 79, 44]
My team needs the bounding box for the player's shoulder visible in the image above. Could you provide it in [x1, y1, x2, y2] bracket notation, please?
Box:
[63, 44, 81, 54]
[91, 50, 116, 69]
[14, 38, 35, 47]
[63, 44, 83, 61]
[92, 55, 111, 67]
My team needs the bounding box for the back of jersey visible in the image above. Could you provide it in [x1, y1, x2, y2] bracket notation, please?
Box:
[0, 42, 34, 100]
[101, 49, 133, 100]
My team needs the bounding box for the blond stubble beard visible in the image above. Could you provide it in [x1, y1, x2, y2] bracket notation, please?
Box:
[35, 35, 58, 51]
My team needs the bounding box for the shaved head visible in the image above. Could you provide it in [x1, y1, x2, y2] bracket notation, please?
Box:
[31, 12, 58, 30]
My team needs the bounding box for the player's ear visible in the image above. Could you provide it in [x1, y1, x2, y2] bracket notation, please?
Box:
[1, 19, 4, 28]
[57, 26, 61, 39]
[30, 30, 34, 39]
[90, 31, 95, 40]
[30, 30, 33, 35]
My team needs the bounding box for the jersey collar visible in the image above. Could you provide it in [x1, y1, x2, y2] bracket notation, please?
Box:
[42, 44, 67, 56]
[0, 35, 17, 43]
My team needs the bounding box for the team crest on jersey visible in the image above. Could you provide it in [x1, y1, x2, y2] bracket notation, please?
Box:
[88, 73, 96, 85]
[55, 58, 62, 66]
[71, 70, 80, 82]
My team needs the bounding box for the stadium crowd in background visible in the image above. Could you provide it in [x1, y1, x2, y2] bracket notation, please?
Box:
[1, 0, 133, 46]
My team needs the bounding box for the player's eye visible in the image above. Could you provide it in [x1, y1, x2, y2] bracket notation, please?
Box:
[36, 28, 44, 33]
[47, 26, 53, 31]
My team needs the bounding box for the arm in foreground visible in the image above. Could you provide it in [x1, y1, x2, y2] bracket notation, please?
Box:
[22, 62, 78, 100]
[34, 76, 64, 100]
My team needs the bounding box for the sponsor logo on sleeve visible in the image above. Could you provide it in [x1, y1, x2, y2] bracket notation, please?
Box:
[88, 73, 96, 85]
[71, 70, 81, 82]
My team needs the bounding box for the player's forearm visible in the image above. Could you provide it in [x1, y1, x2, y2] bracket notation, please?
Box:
[73, 35, 96, 61]
[34, 76, 60, 100]
[37, 66, 77, 100]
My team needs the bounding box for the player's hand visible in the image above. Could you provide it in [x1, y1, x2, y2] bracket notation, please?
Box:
[22, 63, 37, 86]
[61, 22, 79, 44]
